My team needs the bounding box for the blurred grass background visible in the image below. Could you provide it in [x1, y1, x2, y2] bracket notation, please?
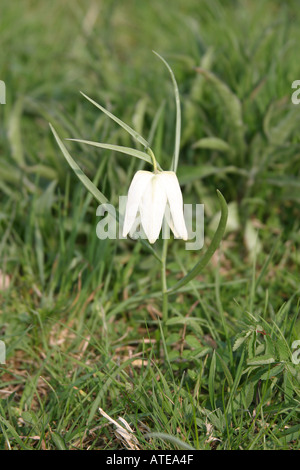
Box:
[0, 0, 300, 450]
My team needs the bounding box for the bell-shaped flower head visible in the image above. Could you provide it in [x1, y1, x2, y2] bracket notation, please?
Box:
[123, 170, 188, 244]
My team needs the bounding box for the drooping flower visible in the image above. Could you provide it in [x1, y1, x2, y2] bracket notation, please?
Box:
[122, 170, 188, 244]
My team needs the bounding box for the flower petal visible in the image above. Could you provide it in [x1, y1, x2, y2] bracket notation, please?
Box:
[139, 175, 167, 244]
[159, 171, 188, 240]
[163, 204, 180, 238]
[122, 171, 154, 238]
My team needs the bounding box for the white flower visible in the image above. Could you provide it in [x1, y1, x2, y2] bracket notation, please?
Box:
[122, 170, 188, 244]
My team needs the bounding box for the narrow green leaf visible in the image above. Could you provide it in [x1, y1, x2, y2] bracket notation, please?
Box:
[283, 369, 294, 402]
[177, 164, 248, 185]
[265, 336, 276, 358]
[35, 222, 45, 286]
[233, 330, 252, 351]
[192, 137, 232, 153]
[209, 350, 217, 409]
[259, 363, 284, 381]
[276, 424, 300, 442]
[166, 316, 206, 326]
[247, 354, 275, 365]
[145, 432, 195, 450]
[167, 190, 228, 293]
[276, 338, 291, 361]
[51, 432, 67, 450]
[67, 138, 161, 169]
[132, 96, 148, 137]
[225, 349, 245, 414]
[49, 124, 108, 205]
[216, 352, 234, 388]
[80, 92, 149, 148]
[243, 381, 255, 409]
[8, 96, 25, 165]
[153, 51, 181, 173]
[247, 331, 256, 359]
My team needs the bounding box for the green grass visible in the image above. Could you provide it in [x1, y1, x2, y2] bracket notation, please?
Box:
[1, 0, 300, 450]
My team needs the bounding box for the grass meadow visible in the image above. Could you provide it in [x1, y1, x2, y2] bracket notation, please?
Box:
[0, 0, 300, 450]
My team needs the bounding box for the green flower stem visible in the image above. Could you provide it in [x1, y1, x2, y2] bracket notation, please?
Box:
[161, 234, 169, 328]
[147, 147, 158, 173]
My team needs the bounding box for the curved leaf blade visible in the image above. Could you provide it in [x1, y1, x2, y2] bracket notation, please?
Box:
[80, 92, 149, 149]
[167, 190, 228, 293]
[153, 51, 181, 173]
[49, 124, 108, 205]
[67, 138, 162, 169]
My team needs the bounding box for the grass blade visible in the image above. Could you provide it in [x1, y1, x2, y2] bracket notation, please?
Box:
[145, 432, 195, 450]
[67, 139, 162, 169]
[209, 350, 217, 410]
[80, 92, 150, 149]
[49, 124, 108, 205]
[153, 51, 181, 173]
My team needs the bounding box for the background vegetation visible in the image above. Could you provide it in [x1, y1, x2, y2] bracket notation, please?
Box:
[0, 0, 299, 450]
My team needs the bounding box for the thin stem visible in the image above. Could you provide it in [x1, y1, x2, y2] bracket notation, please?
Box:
[147, 147, 159, 173]
[161, 233, 169, 327]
